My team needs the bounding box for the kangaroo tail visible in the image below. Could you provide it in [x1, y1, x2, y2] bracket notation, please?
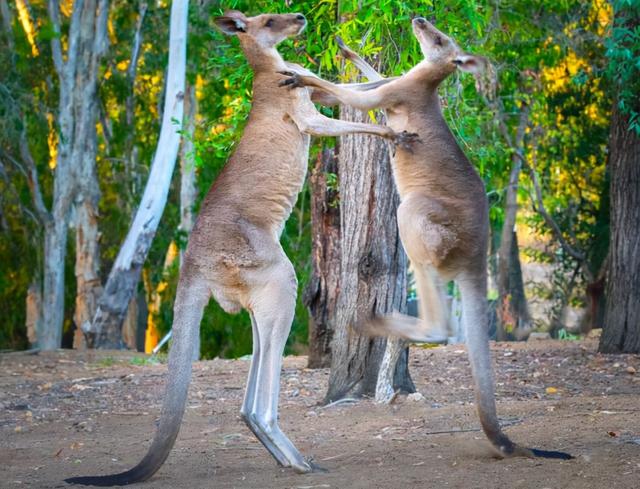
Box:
[457, 272, 572, 463]
[65, 278, 209, 486]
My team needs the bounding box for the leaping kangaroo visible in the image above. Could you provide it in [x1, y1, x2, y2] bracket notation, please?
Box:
[280, 17, 572, 461]
[65, 11, 415, 486]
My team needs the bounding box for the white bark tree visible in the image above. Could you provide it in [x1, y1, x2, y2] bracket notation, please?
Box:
[92, 0, 188, 348]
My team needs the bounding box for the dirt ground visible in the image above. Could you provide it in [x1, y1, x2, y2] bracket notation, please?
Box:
[1, 339, 639, 489]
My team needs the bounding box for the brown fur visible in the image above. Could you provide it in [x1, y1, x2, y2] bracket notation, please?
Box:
[282, 18, 571, 461]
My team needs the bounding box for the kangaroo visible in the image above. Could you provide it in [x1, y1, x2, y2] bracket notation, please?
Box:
[65, 11, 416, 486]
[281, 18, 572, 460]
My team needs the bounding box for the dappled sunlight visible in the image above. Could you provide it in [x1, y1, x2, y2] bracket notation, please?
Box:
[16, 0, 38, 56]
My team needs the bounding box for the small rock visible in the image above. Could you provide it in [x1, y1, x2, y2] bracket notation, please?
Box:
[407, 392, 425, 402]
[587, 329, 602, 339]
[626, 366, 636, 375]
[305, 410, 318, 417]
[528, 332, 551, 341]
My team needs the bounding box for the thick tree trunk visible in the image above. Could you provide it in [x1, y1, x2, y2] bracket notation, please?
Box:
[41, 218, 68, 350]
[325, 106, 413, 402]
[599, 107, 640, 353]
[304, 148, 341, 369]
[93, 0, 188, 348]
[72, 0, 109, 349]
[73, 197, 103, 349]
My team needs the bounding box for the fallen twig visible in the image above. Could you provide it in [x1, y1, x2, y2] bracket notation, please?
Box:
[320, 397, 358, 410]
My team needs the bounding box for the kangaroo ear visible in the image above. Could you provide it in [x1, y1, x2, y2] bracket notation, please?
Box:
[453, 54, 488, 74]
[214, 12, 247, 35]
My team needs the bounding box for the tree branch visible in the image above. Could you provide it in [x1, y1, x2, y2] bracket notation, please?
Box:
[481, 74, 589, 270]
[64, 0, 85, 76]
[126, 1, 148, 127]
[527, 163, 587, 265]
[0, 153, 43, 226]
[0, 0, 14, 51]
[47, 0, 64, 77]
[18, 126, 52, 225]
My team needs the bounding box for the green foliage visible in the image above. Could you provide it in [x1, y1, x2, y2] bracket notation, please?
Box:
[0, 0, 618, 351]
[606, 0, 640, 133]
[557, 327, 581, 340]
[130, 354, 165, 366]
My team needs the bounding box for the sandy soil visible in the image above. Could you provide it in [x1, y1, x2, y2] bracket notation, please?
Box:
[1, 339, 639, 489]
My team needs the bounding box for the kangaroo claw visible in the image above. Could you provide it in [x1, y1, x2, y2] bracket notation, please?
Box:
[306, 457, 329, 473]
[393, 130, 421, 151]
[277, 71, 305, 89]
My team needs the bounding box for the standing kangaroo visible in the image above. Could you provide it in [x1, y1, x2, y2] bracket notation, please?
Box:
[281, 18, 572, 460]
[66, 11, 415, 486]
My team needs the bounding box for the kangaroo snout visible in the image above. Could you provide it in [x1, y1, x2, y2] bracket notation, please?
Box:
[413, 17, 428, 28]
[293, 13, 307, 34]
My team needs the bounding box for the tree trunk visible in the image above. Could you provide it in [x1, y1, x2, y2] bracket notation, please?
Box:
[599, 106, 640, 353]
[325, 106, 413, 402]
[92, 0, 188, 348]
[72, 0, 109, 349]
[26, 280, 42, 347]
[36, 0, 109, 350]
[497, 228, 531, 339]
[304, 148, 341, 369]
[121, 296, 140, 350]
[41, 218, 68, 350]
[73, 195, 103, 349]
[0, 0, 13, 52]
[179, 83, 197, 264]
[496, 156, 531, 340]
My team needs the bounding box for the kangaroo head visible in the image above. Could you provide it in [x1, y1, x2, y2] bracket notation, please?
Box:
[214, 10, 307, 49]
[412, 17, 487, 82]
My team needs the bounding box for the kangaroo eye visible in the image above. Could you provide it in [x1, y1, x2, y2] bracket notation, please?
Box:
[434, 35, 443, 46]
[265, 19, 274, 28]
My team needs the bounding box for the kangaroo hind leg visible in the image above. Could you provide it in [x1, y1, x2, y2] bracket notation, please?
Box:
[241, 259, 319, 473]
[413, 265, 451, 342]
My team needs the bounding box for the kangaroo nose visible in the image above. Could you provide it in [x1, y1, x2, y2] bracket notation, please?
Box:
[414, 17, 427, 25]
[296, 14, 306, 21]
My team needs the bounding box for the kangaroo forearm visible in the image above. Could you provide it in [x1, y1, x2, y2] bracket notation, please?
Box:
[311, 78, 397, 107]
[343, 78, 397, 90]
[302, 76, 386, 110]
[303, 115, 391, 139]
